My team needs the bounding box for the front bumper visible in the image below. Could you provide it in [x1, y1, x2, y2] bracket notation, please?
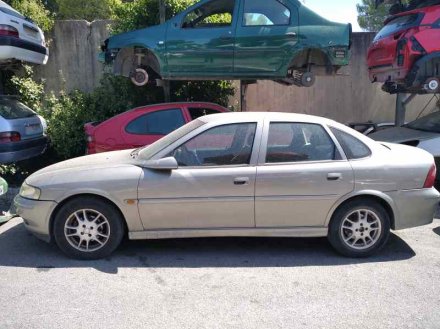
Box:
[387, 187, 440, 230]
[0, 136, 48, 163]
[14, 195, 57, 242]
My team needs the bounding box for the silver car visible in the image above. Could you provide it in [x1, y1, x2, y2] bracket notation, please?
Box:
[14, 112, 439, 259]
[0, 96, 48, 163]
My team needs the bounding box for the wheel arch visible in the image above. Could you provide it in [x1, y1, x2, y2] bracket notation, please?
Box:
[49, 193, 129, 241]
[288, 47, 334, 74]
[113, 46, 162, 78]
[325, 192, 396, 230]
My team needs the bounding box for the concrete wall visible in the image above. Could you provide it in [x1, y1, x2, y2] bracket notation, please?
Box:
[244, 32, 437, 123]
[34, 24, 437, 123]
[34, 20, 111, 94]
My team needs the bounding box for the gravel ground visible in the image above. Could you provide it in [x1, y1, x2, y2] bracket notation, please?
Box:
[0, 216, 439, 329]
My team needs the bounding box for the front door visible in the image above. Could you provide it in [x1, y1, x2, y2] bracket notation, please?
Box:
[166, 0, 238, 76]
[137, 122, 259, 230]
[234, 0, 299, 75]
[255, 122, 354, 227]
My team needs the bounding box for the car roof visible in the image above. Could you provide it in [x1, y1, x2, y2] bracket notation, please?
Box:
[130, 102, 227, 112]
[199, 111, 337, 125]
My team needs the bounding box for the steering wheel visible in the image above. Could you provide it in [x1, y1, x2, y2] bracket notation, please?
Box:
[176, 145, 201, 166]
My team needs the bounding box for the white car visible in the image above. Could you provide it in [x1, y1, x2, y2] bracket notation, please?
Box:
[0, 1, 48, 65]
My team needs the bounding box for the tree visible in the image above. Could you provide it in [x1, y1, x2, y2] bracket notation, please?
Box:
[356, 0, 390, 31]
[5, 0, 54, 32]
[54, 0, 121, 21]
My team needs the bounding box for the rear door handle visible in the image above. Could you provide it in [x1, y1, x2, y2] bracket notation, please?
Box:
[234, 177, 249, 185]
[327, 173, 342, 181]
[286, 32, 297, 37]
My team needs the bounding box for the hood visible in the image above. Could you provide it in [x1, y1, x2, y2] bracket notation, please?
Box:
[29, 149, 136, 182]
[107, 24, 167, 50]
[369, 126, 439, 143]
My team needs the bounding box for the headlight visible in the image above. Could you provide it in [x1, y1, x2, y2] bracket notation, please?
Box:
[19, 182, 41, 200]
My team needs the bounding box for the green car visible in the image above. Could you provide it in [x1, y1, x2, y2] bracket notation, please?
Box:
[101, 0, 352, 87]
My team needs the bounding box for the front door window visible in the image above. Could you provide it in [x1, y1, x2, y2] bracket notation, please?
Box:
[183, 0, 235, 28]
[168, 123, 257, 167]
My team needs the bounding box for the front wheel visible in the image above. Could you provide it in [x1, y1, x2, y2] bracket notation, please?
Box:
[328, 199, 390, 257]
[53, 197, 125, 260]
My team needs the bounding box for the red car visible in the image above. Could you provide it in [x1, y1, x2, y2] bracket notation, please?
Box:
[368, 2, 440, 94]
[84, 102, 228, 154]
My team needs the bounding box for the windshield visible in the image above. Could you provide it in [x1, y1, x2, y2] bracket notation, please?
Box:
[373, 13, 422, 41]
[406, 111, 440, 133]
[138, 119, 206, 160]
[0, 99, 36, 119]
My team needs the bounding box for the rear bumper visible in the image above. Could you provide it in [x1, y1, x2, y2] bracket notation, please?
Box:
[0, 136, 48, 163]
[14, 195, 57, 243]
[387, 188, 440, 230]
[0, 36, 48, 65]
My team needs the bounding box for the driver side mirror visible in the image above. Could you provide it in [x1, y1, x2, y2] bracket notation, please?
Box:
[142, 157, 178, 171]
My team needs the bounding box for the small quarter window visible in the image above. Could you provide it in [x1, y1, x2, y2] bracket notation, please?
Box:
[266, 123, 339, 163]
[243, 0, 290, 26]
[330, 128, 371, 159]
[126, 109, 185, 135]
[188, 107, 222, 120]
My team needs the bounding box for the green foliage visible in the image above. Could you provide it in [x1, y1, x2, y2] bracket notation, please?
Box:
[357, 0, 410, 31]
[5, 0, 54, 32]
[54, 0, 121, 21]
[356, 0, 389, 31]
[112, 0, 196, 34]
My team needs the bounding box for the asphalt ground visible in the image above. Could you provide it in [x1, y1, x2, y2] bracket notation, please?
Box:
[0, 217, 439, 329]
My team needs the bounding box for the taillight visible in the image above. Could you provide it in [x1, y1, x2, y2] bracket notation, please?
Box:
[0, 24, 19, 38]
[423, 164, 437, 188]
[0, 132, 21, 143]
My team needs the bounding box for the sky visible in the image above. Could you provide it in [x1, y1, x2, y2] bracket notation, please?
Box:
[301, 0, 363, 32]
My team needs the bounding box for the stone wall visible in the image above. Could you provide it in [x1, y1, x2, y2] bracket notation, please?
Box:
[34, 20, 111, 94]
[34, 23, 437, 123]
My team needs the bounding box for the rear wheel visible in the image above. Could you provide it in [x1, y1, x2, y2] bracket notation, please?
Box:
[53, 197, 125, 260]
[328, 199, 390, 257]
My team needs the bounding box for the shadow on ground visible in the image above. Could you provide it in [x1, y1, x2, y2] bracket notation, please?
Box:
[0, 221, 416, 274]
[433, 226, 440, 236]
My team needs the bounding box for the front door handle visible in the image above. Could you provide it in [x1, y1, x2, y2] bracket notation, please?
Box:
[327, 173, 342, 181]
[234, 177, 249, 185]
[286, 32, 297, 37]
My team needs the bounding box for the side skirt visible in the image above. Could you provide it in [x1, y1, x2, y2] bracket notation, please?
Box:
[129, 227, 328, 240]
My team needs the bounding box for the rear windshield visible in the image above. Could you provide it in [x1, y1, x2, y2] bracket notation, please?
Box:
[0, 7, 25, 20]
[0, 99, 36, 119]
[373, 13, 422, 41]
[405, 111, 440, 133]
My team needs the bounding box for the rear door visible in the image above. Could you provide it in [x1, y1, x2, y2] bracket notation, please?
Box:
[121, 108, 187, 148]
[255, 121, 354, 228]
[234, 0, 299, 74]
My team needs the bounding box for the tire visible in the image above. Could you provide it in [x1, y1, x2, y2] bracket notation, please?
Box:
[328, 199, 390, 258]
[53, 197, 125, 260]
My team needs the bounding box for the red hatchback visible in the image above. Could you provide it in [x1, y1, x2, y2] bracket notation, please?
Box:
[84, 102, 229, 154]
[367, 3, 440, 94]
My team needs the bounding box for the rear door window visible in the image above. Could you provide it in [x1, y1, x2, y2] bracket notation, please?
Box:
[126, 109, 185, 135]
[374, 13, 422, 41]
[0, 99, 36, 119]
[188, 107, 222, 120]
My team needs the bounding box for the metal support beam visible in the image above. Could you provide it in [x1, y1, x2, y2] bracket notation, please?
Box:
[395, 93, 416, 126]
[240, 81, 248, 112]
[159, 0, 171, 102]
